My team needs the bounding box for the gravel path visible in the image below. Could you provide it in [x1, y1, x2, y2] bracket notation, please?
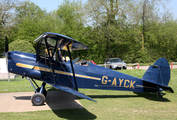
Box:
[0, 91, 83, 112]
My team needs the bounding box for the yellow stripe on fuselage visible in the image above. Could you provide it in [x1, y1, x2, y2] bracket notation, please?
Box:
[16, 63, 101, 80]
[16, 63, 34, 69]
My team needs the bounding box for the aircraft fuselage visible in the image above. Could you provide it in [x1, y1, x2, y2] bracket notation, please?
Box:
[7, 51, 156, 93]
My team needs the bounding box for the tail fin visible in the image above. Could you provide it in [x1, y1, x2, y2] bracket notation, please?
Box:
[142, 58, 174, 94]
[142, 57, 170, 86]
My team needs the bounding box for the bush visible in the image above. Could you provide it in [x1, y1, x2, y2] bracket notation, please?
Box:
[9, 40, 35, 54]
[136, 49, 152, 63]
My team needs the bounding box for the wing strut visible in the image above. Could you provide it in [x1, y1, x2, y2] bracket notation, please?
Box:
[44, 37, 56, 84]
[67, 45, 78, 91]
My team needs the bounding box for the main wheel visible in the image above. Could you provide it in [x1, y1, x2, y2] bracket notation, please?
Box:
[31, 93, 45, 106]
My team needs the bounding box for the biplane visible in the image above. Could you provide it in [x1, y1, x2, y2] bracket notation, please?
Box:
[4, 32, 174, 106]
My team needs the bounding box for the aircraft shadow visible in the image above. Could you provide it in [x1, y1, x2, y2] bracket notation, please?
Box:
[13, 96, 31, 100]
[86, 92, 170, 102]
[132, 92, 170, 102]
[51, 109, 97, 120]
[46, 91, 97, 120]
[13, 91, 97, 119]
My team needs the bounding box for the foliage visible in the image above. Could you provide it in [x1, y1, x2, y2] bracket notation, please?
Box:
[13, 1, 47, 45]
[9, 40, 35, 54]
[0, 0, 177, 64]
[0, 0, 19, 52]
[56, 0, 85, 39]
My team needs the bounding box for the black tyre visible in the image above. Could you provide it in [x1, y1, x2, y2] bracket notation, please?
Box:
[31, 93, 45, 106]
[158, 94, 163, 98]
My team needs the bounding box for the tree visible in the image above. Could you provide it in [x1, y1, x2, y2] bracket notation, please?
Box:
[0, 0, 19, 52]
[15, 0, 45, 23]
[14, 1, 47, 44]
[5, 0, 176, 63]
[131, 0, 172, 50]
[84, 0, 135, 60]
[56, 0, 85, 39]
[9, 40, 35, 54]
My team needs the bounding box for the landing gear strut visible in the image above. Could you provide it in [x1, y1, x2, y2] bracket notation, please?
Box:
[157, 86, 163, 98]
[27, 77, 47, 106]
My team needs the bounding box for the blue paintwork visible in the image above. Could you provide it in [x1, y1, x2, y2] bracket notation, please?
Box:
[75, 64, 143, 92]
[142, 58, 170, 85]
[6, 32, 174, 102]
[7, 50, 174, 101]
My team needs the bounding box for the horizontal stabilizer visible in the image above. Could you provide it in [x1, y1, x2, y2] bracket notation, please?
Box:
[145, 80, 174, 93]
[159, 84, 174, 93]
[46, 82, 96, 102]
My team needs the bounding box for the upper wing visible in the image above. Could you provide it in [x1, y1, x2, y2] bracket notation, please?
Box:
[34, 32, 89, 51]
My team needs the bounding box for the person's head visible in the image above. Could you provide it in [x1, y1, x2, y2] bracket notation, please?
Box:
[81, 60, 87, 65]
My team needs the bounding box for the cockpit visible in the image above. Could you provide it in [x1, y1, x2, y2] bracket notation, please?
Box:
[34, 32, 89, 62]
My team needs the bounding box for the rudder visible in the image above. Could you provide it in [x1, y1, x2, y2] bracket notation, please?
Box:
[142, 57, 170, 86]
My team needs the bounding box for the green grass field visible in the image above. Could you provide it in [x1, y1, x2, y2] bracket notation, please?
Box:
[0, 69, 177, 120]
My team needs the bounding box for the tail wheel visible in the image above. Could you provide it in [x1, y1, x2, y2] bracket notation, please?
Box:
[157, 86, 163, 98]
[158, 94, 163, 98]
[31, 93, 45, 106]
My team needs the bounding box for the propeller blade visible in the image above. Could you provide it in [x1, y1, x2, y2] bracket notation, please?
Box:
[5, 36, 8, 53]
[4, 36, 8, 70]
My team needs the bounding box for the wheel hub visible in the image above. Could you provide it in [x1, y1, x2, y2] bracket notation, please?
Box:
[34, 97, 41, 103]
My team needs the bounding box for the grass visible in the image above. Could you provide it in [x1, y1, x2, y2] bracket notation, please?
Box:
[0, 69, 177, 120]
[0, 78, 54, 93]
[127, 62, 177, 66]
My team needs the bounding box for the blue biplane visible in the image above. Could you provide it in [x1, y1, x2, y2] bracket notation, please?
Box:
[4, 32, 174, 106]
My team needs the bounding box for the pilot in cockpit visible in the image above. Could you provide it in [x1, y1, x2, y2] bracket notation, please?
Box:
[57, 39, 64, 62]
[58, 48, 64, 62]
[80, 60, 88, 66]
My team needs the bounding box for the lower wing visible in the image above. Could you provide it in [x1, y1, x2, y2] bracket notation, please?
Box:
[45, 82, 96, 102]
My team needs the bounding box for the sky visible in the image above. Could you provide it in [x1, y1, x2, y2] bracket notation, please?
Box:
[29, 0, 177, 19]
[29, 0, 63, 12]
[29, 0, 87, 12]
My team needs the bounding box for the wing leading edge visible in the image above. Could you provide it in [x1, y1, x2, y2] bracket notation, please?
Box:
[34, 32, 89, 51]
[45, 81, 96, 102]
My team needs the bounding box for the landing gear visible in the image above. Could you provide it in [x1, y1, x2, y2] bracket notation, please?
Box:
[31, 93, 45, 106]
[158, 93, 163, 98]
[36, 87, 47, 97]
[157, 86, 163, 98]
[27, 77, 47, 106]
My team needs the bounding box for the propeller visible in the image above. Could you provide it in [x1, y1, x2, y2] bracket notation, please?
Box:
[4, 36, 9, 70]
[5, 36, 8, 53]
